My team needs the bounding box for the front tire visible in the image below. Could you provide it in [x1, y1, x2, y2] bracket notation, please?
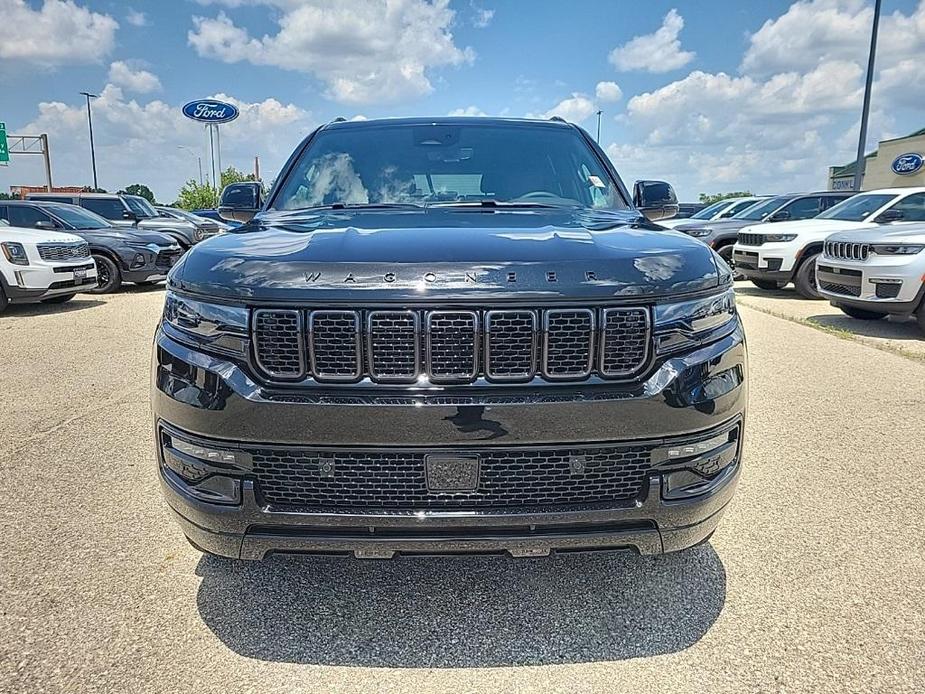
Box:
[42, 293, 75, 304]
[0, 284, 8, 313]
[90, 254, 122, 294]
[750, 279, 784, 290]
[915, 303, 925, 335]
[794, 252, 822, 299]
[838, 305, 887, 321]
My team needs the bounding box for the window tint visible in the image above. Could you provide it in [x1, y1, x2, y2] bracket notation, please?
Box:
[736, 196, 791, 220]
[81, 198, 127, 219]
[724, 199, 761, 216]
[0, 205, 7, 223]
[783, 196, 823, 220]
[818, 194, 897, 221]
[29, 195, 75, 204]
[689, 200, 729, 220]
[890, 193, 925, 221]
[8, 206, 52, 227]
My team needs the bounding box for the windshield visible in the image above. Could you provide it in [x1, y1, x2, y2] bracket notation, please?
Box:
[734, 196, 790, 221]
[124, 196, 157, 218]
[817, 194, 898, 221]
[272, 123, 628, 211]
[690, 200, 732, 220]
[45, 204, 112, 230]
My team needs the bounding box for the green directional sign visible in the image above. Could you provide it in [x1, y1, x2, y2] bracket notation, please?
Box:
[0, 122, 8, 164]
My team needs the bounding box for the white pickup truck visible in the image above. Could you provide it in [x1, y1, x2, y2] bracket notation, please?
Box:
[0, 220, 98, 313]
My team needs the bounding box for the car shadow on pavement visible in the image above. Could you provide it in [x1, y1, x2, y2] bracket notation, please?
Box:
[809, 313, 922, 340]
[732, 285, 804, 300]
[0, 297, 105, 318]
[195, 545, 726, 667]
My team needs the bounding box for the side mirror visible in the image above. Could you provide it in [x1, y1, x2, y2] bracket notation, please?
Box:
[219, 182, 263, 223]
[875, 208, 904, 223]
[34, 220, 58, 230]
[632, 180, 679, 222]
[769, 210, 791, 222]
[122, 210, 138, 221]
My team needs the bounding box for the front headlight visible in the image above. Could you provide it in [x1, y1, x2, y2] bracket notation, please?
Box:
[684, 228, 711, 238]
[653, 288, 738, 354]
[162, 289, 249, 358]
[763, 233, 797, 242]
[1, 242, 30, 266]
[870, 244, 924, 255]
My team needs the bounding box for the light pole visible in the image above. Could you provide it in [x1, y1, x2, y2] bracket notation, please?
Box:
[853, 0, 882, 192]
[178, 146, 203, 185]
[596, 110, 603, 143]
[79, 92, 99, 190]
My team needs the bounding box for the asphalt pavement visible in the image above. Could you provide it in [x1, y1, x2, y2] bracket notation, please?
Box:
[1, 287, 923, 693]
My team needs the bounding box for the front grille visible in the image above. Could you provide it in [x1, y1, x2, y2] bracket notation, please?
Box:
[875, 282, 902, 298]
[825, 240, 870, 261]
[156, 250, 182, 269]
[252, 443, 655, 510]
[733, 250, 758, 270]
[738, 233, 765, 246]
[37, 242, 90, 261]
[819, 280, 861, 297]
[53, 263, 94, 273]
[252, 306, 651, 384]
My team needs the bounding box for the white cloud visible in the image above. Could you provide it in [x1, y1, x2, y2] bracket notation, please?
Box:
[595, 81, 623, 102]
[608, 9, 695, 73]
[126, 8, 147, 27]
[448, 105, 488, 117]
[470, 2, 494, 28]
[188, 0, 475, 105]
[0, 0, 118, 66]
[535, 93, 597, 123]
[0, 86, 314, 202]
[108, 61, 162, 94]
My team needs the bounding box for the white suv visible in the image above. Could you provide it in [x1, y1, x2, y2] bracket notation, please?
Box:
[732, 187, 925, 298]
[0, 221, 98, 312]
[817, 225, 925, 333]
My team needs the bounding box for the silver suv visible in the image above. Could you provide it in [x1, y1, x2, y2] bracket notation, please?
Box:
[26, 192, 213, 249]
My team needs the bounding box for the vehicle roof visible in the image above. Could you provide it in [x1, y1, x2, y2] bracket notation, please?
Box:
[319, 116, 576, 131]
[856, 187, 925, 194]
[27, 192, 122, 198]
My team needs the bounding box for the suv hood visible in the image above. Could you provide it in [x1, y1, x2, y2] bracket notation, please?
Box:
[740, 218, 870, 237]
[171, 207, 724, 302]
[0, 226, 83, 244]
[139, 217, 196, 231]
[72, 228, 180, 246]
[676, 218, 756, 233]
[827, 223, 925, 245]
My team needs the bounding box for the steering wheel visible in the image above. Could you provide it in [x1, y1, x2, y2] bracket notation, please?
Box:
[515, 191, 561, 200]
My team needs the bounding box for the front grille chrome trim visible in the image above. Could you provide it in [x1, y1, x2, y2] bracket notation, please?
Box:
[308, 310, 363, 382]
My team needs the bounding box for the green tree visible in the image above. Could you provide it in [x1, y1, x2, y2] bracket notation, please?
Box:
[121, 183, 156, 204]
[0, 192, 13, 201]
[220, 166, 258, 188]
[699, 191, 754, 205]
[174, 167, 262, 210]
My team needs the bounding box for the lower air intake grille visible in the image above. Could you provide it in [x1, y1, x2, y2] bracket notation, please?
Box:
[252, 444, 654, 510]
[875, 282, 902, 299]
[819, 280, 861, 297]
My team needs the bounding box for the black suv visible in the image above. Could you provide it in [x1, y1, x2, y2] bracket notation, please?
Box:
[0, 200, 183, 293]
[153, 117, 746, 561]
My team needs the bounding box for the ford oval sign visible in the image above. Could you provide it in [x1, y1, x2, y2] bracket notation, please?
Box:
[891, 152, 924, 176]
[182, 99, 239, 124]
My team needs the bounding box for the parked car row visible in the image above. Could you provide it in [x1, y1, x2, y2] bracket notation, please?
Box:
[0, 194, 228, 312]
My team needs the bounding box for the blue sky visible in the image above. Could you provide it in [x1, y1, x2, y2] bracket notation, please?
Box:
[1, 0, 923, 202]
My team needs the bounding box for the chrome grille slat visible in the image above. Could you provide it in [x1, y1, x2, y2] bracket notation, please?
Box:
[367, 311, 420, 382]
[426, 310, 479, 383]
[309, 310, 362, 381]
[825, 240, 870, 261]
[37, 242, 91, 261]
[543, 309, 595, 379]
[599, 308, 650, 376]
[484, 310, 537, 381]
[253, 309, 305, 379]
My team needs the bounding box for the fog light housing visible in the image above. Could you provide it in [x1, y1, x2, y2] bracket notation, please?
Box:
[160, 431, 247, 505]
[131, 253, 146, 269]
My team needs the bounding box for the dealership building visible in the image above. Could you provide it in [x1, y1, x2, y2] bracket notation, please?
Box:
[829, 128, 925, 191]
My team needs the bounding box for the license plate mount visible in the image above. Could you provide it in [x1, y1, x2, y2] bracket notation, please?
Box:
[425, 454, 480, 492]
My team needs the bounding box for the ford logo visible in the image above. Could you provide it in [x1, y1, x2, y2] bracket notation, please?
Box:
[182, 99, 240, 124]
[891, 152, 923, 176]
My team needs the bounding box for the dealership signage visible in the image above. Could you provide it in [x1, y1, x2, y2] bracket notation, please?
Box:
[182, 99, 239, 124]
[891, 152, 924, 176]
[0, 122, 8, 164]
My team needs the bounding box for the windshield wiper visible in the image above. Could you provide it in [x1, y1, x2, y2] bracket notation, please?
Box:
[283, 202, 424, 213]
[427, 200, 575, 209]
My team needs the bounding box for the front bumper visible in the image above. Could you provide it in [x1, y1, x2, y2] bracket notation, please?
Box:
[2, 261, 98, 303]
[817, 256, 925, 315]
[733, 243, 797, 282]
[152, 323, 747, 559]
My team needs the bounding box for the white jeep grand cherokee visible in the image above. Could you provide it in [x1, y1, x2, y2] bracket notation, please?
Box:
[0, 220, 98, 313]
[732, 187, 925, 298]
[817, 224, 925, 333]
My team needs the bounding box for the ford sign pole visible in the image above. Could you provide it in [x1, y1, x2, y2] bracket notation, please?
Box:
[853, 0, 881, 192]
[181, 99, 240, 199]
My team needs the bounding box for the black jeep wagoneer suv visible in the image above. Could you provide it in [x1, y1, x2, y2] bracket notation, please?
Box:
[153, 117, 747, 560]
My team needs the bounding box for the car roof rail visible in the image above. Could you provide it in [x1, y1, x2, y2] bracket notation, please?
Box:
[331, 117, 347, 123]
[548, 116, 567, 123]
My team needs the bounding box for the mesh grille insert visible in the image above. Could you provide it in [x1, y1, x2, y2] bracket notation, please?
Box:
[253, 310, 304, 378]
[600, 308, 649, 376]
[427, 311, 478, 382]
[544, 309, 594, 378]
[368, 311, 419, 381]
[484, 310, 536, 380]
[309, 311, 361, 380]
